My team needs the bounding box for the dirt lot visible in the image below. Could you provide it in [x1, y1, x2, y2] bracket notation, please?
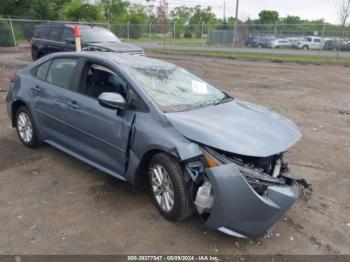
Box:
[0, 51, 349, 255]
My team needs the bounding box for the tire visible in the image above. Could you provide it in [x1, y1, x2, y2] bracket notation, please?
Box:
[15, 106, 40, 148]
[303, 45, 309, 50]
[148, 153, 193, 221]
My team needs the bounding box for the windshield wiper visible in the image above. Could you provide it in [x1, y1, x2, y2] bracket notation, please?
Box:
[213, 96, 233, 106]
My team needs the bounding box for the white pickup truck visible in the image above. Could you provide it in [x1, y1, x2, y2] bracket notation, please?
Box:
[296, 36, 324, 50]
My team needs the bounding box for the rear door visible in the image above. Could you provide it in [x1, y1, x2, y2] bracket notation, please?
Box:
[30, 57, 80, 145]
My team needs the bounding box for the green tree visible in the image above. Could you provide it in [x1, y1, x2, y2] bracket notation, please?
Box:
[101, 0, 129, 23]
[189, 6, 217, 25]
[0, 21, 14, 47]
[227, 17, 238, 24]
[29, 0, 70, 20]
[189, 6, 217, 37]
[127, 4, 149, 38]
[0, 0, 70, 20]
[258, 10, 279, 24]
[170, 6, 194, 37]
[0, 0, 32, 17]
[60, 0, 105, 22]
[170, 6, 193, 23]
[283, 15, 301, 24]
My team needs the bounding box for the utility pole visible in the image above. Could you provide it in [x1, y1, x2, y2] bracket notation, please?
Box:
[223, 0, 226, 22]
[232, 0, 239, 48]
[235, 0, 239, 21]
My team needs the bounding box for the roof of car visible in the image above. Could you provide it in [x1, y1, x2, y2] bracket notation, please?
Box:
[51, 51, 176, 69]
[36, 23, 107, 30]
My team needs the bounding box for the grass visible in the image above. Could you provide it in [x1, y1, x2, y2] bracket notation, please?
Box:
[129, 37, 207, 46]
[145, 48, 350, 64]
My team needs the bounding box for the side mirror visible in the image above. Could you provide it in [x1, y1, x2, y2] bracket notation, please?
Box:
[98, 92, 127, 110]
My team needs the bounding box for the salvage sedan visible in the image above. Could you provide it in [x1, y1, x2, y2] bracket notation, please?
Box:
[6, 52, 302, 238]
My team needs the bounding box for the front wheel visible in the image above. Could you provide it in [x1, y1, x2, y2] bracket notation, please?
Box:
[15, 106, 40, 148]
[148, 153, 193, 221]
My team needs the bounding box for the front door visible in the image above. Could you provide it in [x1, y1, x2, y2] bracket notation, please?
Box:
[56, 61, 136, 177]
[56, 89, 135, 177]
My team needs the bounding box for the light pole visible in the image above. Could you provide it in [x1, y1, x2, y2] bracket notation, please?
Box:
[235, 0, 239, 21]
[233, 0, 239, 48]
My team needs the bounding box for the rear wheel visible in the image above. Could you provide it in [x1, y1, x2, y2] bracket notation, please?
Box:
[15, 106, 40, 148]
[148, 153, 193, 221]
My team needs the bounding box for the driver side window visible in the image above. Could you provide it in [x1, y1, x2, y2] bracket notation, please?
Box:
[83, 64, 127, 98]
[80, 63, 139, 110]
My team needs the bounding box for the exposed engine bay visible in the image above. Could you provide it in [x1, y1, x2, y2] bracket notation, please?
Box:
[185, 146, 312, 226]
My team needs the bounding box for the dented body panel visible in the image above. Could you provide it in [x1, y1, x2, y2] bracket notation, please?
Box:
[166, 100, 302, 157]
[205, 164, 299, 237]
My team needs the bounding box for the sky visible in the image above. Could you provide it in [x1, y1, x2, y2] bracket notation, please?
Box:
[128, 0, 343, 24]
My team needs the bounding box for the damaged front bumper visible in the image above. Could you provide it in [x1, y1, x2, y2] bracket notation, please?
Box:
[203, 163, 299, 238]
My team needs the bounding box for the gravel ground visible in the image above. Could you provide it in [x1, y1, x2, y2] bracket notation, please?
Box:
[0, 51, 349, 255]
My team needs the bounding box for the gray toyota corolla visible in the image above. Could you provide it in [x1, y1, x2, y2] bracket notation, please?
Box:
[6, 52, 302, 238]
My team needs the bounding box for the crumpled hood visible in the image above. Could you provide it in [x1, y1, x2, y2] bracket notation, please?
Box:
[87, 42, 143, 53]
[166, 100, 302, 157]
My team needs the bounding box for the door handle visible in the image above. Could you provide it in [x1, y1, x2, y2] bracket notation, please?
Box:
[67, 101, 79, 109]
[31, 85, 41, 92]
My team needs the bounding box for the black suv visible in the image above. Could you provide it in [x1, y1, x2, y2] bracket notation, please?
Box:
[31, 23, 144, 60]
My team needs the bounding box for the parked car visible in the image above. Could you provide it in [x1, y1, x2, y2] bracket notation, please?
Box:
[295, 36, 323, 50]
[323, 39, 350, 51]
[245, 35, 275, 48]
[287, 37, 304, 48]
[31, 23, 144, 60]
[6, 52, 302, 238]
[268, 38, 292, 49]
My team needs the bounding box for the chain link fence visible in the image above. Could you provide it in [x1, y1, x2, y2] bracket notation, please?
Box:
[1, 17, 350, 57]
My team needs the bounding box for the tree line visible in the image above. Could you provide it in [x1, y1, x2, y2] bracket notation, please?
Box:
[0, 0, 348, 45]
[0, 0, 340, 26]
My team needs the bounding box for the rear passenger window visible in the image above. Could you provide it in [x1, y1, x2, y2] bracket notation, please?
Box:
[35, 60, 51, 81]
[48, 27, 63, 41]
[34, 27, 48, 38]
[47, 59, 78, 89]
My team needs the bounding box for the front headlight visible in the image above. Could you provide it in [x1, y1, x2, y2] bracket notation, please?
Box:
[201, 146, 286, 187]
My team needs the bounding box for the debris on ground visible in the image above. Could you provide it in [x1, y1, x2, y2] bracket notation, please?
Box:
[339, 110, 350, 115]
[30, 224, 37, 229]
[297, 178, 313, 201]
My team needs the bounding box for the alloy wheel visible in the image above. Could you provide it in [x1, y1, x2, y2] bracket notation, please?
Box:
[17, 112, 33, 143]
[150, 164, 175, 212]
